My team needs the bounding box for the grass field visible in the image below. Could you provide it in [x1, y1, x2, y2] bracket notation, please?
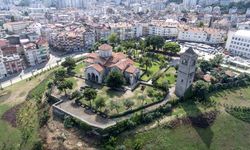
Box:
[118, 111, 250, 150]
[74, 62, 86, 76]
[0, 69, 56, 149]
[115, 87, 250, 150]
[80, 85, 166, 115]
[156, 67, 176, 87]
[135, 62, 161, 81]
[209, 87, 250, 107]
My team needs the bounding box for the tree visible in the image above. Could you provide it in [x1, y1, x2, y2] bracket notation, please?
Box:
[145, 36, 165, 50]
[62, 57, 76, 74]
[139, 57, 152, 72]
[54, 69, 66, 84]
[106, 70, 124, 89]
[95, 97, 106, 111]
[108, 33, 119, 45]
[193, 80, 209, 101]
[163, 42, 181, 54]
[110, 100, 120, 113]
[57, 80, 74, 95]
[10, 16, 15, 22]
[83, 88, 97, 107]
[157, 54, 168, 69]
[197, 22, 204, 27]
[211, 54, 223, 67]
[199, 60, 212, 73]
[123, 99, 135, 110]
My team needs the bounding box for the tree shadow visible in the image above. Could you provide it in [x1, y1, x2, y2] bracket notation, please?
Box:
[181, 100, 214, 149]
[106, 88, 125, 98]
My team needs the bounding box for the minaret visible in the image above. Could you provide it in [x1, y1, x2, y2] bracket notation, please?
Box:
[175, 47, 198, 97]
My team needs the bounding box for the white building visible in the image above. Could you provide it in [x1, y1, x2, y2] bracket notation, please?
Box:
[178, 27, 226, 44]
[148, 20, 179, 38]
[226, 30, 250, 59]
[109, 22, 137, 40]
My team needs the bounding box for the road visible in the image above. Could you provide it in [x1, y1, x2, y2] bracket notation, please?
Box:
[0, 52, 88, 89]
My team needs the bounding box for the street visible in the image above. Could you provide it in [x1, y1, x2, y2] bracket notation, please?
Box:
[0, 51, 88, 89]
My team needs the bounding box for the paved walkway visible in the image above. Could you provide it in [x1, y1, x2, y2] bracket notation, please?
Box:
[55, 100, 116, 129]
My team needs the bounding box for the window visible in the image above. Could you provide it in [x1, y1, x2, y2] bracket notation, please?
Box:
[182, 59, 188, 65]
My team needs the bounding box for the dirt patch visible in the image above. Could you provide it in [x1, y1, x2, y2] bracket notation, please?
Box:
[165, 111, 218, 129]
[40, 108, 98, 150]
[1, 103, 23, 127]
[0, 90, 11, 103]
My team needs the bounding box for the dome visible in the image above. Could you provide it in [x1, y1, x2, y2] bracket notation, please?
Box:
[99, 44, 113, 58]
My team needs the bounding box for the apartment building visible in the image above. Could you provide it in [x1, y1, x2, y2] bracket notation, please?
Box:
[148, 20, 179, 38]
[178, 27, 226, 44]
[23, 39, 49, 66]
[0, 52, 7, 79]
[3, 21, 32, 33]
[3, 54, 23, 74]
[49, 25, 95, 52]
[94, 25, 111, 41]
[109, 22, 137, 40]
[226, 30, 250, 59]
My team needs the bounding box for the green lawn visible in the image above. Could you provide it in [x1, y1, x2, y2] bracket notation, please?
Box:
[80, 85, 166, 115]
[0, 69, 57, 149]
[74, 62, 85, 76]
[114, 86, 250, 150]
[156, 67, 176, 87]
[118, 111, 250, 150]
[135, 62, 161, 81]
[209, 87, 250, 107]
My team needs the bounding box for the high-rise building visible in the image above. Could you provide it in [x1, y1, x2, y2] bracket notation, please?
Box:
[183, 0, 197, 8]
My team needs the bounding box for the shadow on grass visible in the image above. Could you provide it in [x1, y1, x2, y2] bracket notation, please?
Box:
[106, 89, 125, 98]
[181, 100, 214, 149]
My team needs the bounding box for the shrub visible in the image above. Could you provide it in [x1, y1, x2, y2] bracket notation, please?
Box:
[71, 90, 81, 100]
[146, 88, 155, 97]
[133, 139, 143, 150]
[123, 99, 135, 110]
[39, 110, 50, 127]
[64, 115, 74, 128]
[142, 113, 154, 123]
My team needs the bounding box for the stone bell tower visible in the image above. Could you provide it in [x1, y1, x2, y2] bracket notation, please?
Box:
[175, 47, 198, 97]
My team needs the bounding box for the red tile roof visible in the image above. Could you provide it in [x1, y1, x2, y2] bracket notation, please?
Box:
[203, 74, 212, 82]
[89, 64, 104, 73]
[125, 65, 138, 74]
[36, 38, 47, 46]
[112, 58, 134, 71]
